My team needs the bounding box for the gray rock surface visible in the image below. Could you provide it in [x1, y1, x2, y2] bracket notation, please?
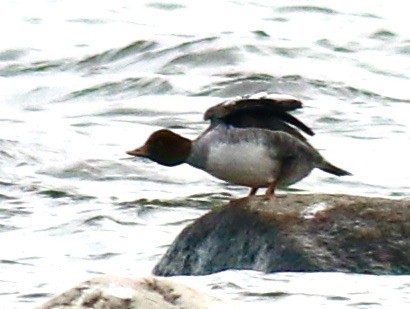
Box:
[153, 194, 410, 276]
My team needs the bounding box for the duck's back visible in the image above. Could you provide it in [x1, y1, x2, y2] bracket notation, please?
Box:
[204, 93, 314, 143]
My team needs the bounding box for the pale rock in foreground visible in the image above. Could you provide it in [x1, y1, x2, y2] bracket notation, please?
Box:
[38, 276, 225, 309]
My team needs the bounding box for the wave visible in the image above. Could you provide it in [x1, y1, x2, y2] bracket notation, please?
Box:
[76, 39, 158, 69]
[59, 76, 175, 101]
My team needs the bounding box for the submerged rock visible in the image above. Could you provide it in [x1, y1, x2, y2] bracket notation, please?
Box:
[38, 276, 225, 309]
[153, 194, 410, 276]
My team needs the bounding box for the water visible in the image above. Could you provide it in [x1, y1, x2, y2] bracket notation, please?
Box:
[0, 0, 409, 308]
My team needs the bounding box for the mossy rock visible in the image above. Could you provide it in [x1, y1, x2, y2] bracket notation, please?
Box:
[153, 194, 410, 276]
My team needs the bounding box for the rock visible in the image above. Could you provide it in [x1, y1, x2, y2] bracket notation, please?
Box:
[153, 194, 410, 276]
[38, 275, 225, 309]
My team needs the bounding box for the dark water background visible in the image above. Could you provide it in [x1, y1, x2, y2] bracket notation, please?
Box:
[0, 1, 409, 307]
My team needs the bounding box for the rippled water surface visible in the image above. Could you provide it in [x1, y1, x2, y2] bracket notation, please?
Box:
[1, 0, 409, 308]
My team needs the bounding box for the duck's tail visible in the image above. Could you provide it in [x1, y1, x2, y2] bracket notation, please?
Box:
[320, 161, 352, 176]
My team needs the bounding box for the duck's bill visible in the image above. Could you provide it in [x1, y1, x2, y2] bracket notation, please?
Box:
[126, 145, 148, 157]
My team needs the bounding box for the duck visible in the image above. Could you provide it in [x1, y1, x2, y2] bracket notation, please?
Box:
[127, 92, 351, 199]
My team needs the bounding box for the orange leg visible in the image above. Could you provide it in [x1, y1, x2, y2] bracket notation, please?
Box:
[264, 181, 277, 200]
[248, 187, 258, 197]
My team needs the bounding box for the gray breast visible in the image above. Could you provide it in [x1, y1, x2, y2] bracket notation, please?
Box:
[188, 124, 261, 170]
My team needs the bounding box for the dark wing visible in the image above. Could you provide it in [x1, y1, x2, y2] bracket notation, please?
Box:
[203, 93, 302, 119]
[203, 93, 314, 141]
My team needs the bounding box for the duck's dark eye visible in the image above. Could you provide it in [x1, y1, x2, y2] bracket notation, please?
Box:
[155, 139, 165, 148]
